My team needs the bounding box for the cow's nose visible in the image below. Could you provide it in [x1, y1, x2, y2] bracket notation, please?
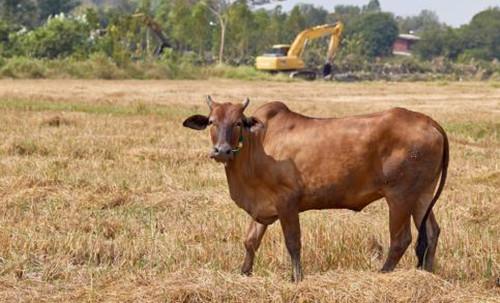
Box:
[211, 144, 233, 161]
[216, 145, 232, 155]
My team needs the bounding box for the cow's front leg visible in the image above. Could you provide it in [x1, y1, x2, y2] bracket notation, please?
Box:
[278, 204, 303, 282]
[241, 219, 268, 276]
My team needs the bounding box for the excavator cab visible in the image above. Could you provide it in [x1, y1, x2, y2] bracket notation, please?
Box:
[262, 45, 290, 57]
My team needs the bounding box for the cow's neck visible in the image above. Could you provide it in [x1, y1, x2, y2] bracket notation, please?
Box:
[225, 129, 261, 178]
[223, 129, 264, 210]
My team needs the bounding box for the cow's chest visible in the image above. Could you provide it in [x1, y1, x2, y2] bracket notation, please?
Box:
[226, 176, 281, 223]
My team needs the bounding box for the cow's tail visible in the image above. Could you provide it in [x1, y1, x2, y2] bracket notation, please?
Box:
[415, 121, 449, 269]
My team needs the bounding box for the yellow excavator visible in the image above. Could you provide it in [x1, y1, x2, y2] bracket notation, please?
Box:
[255, 22, 344, 80]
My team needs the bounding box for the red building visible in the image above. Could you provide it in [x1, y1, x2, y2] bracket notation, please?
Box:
[393, 34, 420, 56]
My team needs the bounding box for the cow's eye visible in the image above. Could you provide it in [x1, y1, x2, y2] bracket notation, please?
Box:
[208, 120, 213, 125]
[235, 122, 242, 127]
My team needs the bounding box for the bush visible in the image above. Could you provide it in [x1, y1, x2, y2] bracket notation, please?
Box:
[0, 56, 46, 78]
[0, 53, 496, 81]
[85, 53, 126, 79]
[15, 15, 91, 59]
[52, 53, 126, 79]
[458, 49, 492, 62]
[490, 72, 500, 82]
[92, 26, 131, 67]
[156, 50, 203, 79]
[399, 57, 432, 73]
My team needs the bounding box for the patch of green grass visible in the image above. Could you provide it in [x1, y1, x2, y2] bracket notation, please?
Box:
[445, 121, 500, 142]
[436, 81, 449, 86]
[0, 57, 297, 81]
[0, 57, 47, 78]
[8, 139, 49, 156]
[0, 98, 197, 119]
[471, 172, 500, 187]
[204, 64, 294, 81]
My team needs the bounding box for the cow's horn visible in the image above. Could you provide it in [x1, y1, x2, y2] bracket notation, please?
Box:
[206, 95, 213, 110]
[242, 97, 250, 111]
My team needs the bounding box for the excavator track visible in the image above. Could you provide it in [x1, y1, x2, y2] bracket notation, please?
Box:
[290, 70, 317, 81]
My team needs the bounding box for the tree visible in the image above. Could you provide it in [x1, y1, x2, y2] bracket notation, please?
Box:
[462, 8, 500, 60]
[414, 27, 446, 60]
[332, 4, 361, 17]
[111, 0, 136, 13]
[414, 8, 500, 61]
[414, 26, 465, 60]
[351, 12, 398, 58]
[167, 0, 193, 51]
[0, 0, 37, 28]
[203, 0, 284, 64]
[329, 5, 361, 30]
[267, 5, 287, 45]
[16, 15, 91, 58]
[91, 11, 139, 65]
[298, 4, 328, 28]
[203, 0, 231, 64]
[0, 20, 10, 55]
[284, 6, 305, 42]
[362, 0, 381, 14]
[397, 10, 442, 34]
[37, 0, 81, 24]
[191, 2, 212, 57]
[225, 1, 255, 62]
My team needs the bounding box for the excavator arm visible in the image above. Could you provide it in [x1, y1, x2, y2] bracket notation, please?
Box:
[326, 23, 344, 63]
[287, 22, 344, 59]
[288, 22, 344, 64]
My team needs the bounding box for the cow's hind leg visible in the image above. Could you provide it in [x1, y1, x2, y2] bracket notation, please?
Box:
[412, 180, 441, 272]
[241, 219, 268, 276]
[381, 198, 412, 272]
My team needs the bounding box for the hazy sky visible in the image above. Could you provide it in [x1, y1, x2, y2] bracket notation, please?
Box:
[262, 0, 500, 27]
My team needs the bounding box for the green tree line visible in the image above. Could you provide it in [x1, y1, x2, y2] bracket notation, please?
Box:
[0, 0, 498, 68]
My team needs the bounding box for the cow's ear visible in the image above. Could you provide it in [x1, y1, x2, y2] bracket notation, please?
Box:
[243, 116, 264, 133]
[183, 115, 209, 130]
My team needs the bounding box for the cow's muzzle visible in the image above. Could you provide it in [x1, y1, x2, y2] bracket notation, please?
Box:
[210, 144, 234, 162]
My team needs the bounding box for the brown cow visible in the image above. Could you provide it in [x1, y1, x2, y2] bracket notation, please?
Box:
[183, 96, 449, 282]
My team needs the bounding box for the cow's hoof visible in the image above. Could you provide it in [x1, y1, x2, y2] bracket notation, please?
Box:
[241, 269, 252, 276]
[291, 273, 304, 283]
[379, 267, 394, 273]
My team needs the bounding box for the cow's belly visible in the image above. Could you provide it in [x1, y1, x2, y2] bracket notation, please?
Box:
[296, 165, 384, 212]
[228, 145, 385, 220]
[299, 185, 383, 212]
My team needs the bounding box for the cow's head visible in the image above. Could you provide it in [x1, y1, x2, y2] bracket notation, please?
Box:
[183, 96, 264, 163]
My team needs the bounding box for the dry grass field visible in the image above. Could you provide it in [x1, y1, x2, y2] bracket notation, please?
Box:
[0, 79, 498, 302]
